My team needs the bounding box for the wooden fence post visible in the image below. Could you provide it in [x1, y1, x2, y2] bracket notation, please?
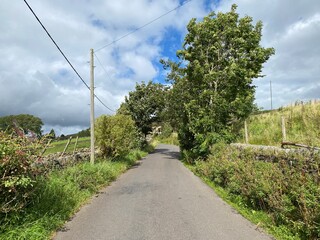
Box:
[61, 136, 72, 157]
[244, 120, 249, 144]
[281, 116, 286, 142]
[73, 136, 79, 155]
[40, 139, 52, 157]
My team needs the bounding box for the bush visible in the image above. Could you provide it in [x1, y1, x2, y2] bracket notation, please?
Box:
[0, 131, 43, 213]
[95, 114, 140, 158]
[0, 159, 134, 239]
[194, 144, 320, 239]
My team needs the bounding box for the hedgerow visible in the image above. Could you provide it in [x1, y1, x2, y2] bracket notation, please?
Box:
[194, 143, 320, 239]
[0, 131, 44, 214]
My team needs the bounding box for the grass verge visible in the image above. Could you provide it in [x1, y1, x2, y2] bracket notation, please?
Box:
[184, 164, 302, 240]
[0, 149, 148, 240]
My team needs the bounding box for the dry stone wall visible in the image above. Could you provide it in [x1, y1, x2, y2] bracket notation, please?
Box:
[38, 148, 93, 169]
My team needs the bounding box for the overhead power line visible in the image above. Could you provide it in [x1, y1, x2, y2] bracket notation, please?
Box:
[94, 94, 115, 112]
[95, 0, 193, 52]
[23, 0, 90, 90]
[94, 53, 113, 83]
[93, 53, 116, 112]
[23, 0, 114, 112]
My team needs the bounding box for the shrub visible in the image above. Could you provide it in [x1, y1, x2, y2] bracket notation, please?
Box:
[0, 159, 134, 239]
[195, 144, 320, 239]
[95, 114, 140, 158]
[0, 131, 43, 213]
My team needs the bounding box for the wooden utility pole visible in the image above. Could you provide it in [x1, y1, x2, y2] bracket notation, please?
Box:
[90, 49, 95, 164]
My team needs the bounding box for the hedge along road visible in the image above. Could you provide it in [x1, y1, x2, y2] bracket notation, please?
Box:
[54, 144, 272, 240]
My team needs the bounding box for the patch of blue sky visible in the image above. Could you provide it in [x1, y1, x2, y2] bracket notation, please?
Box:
[90, 15, 108, 30]
[51, 68, 79, 87]
[117, 67, 135, 79]
[58, 68, 69, 77]
[209, 0, 221, 10]
[152, 26, 184, 84]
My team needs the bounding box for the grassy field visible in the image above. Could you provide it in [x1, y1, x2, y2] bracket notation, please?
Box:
[44, 137, 90, 155]
[237, 101, 320, 147]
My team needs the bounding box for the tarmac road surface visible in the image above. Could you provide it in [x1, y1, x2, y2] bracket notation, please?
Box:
[54, 144, 272, 240]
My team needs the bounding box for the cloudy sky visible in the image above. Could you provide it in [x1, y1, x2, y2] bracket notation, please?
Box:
[0, 0, 319, 135]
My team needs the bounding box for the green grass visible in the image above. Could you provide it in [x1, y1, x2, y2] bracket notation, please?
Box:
[185, 163, 300, 240]
[237, 102, 320, 147]
[44, 137, 90, 155]
[153, 132, 179, 146]
[0, 149, 147, 240]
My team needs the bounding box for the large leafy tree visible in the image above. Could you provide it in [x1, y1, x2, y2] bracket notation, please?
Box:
[162, 5, 274, 157]
[121, 81, 167, 136]
[0, 114, 43, 137]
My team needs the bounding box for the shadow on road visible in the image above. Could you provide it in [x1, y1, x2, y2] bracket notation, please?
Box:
[130, 161, 142, 169]
[150, 146, 180, 160]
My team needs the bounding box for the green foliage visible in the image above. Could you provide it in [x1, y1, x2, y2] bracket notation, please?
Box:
[0, 114, 43, 137]
[186, 162, 300, 240]
[0, 131, 44, 213]
[117, 102, 131, 116]
[154, 132, 179, 146]
[77, 128, 90, 138]
[194, 144, 320, 239]
[151, 123, 179, 146]
[95, 114, 140, 158]
[162, 4, 274, 158]
[123, 81, 167, 136]
[56, 128, 90, 140]
[48, 129, 56, 139]
[159, 122, 174, 139]
[0, 150, 146, 240]
[238, 102, 320, 147]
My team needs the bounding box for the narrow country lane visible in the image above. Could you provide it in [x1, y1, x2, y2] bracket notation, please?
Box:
[54, 144, 272, 240]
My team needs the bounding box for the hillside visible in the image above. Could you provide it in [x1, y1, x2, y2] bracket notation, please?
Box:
[237, 100, 320, 147]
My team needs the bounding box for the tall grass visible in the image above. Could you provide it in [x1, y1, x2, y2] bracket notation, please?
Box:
[0, 150, 147, 240]
[238, 102, 320, 147]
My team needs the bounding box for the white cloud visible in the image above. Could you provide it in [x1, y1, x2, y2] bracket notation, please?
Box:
[2, 0, 318, 135]
[0, 0, 210, 135]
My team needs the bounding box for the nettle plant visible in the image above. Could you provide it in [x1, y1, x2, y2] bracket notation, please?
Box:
[0, 131, 43, 213]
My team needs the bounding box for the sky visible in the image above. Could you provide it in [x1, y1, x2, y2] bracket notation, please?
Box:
[0, 0, 319, 135]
